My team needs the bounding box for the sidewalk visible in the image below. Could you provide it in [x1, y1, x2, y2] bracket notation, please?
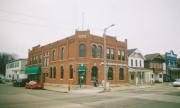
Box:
[44, 83, 103, 93]
[43, 83, 156, 94]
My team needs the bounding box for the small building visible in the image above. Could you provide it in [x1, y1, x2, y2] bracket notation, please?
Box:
[164, 50, 180, 81]
[177, 58, 180, 68]
[128, 48, 153, 85]
[26, 30, 128, 86]
[5, 59, 27, 80]
[144, 53, 165, 83]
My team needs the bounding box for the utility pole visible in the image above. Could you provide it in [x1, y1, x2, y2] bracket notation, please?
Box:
[103, 24, 115, 91]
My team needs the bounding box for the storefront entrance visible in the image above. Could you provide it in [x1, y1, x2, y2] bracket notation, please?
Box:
[78, 65, 87, 85]
[78, 71, 86, 85]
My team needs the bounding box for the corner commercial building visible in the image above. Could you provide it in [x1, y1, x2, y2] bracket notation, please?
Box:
[26, 30, 128, 85]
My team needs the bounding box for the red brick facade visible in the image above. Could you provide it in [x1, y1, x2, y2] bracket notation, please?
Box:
[27, 30, 128, 85]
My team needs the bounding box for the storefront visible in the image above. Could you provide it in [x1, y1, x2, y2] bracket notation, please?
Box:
[25, 66, 41, 82]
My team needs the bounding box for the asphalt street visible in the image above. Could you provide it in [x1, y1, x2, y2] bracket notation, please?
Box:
[0, 83, 180, 108]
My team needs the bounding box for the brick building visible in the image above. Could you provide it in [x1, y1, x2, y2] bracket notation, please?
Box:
[26, 30, 128, 85]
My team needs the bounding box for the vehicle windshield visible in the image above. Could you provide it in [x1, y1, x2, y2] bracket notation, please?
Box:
[175, 79, 180, 82]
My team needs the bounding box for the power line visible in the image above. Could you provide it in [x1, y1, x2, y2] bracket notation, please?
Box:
[0, 18, 50, 28]
[0, 9, 47, 21]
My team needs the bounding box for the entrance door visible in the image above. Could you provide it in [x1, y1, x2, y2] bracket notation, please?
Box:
[78, 71, 86, 85]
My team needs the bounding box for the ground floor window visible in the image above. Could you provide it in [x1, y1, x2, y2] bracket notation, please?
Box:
[108, 67, 113, 80]
[152, 74, 154, 78]
[91, 66, 98, 80]
[53, 67, 56, 79]
[69, 65, 73, 79]
[131, 73, 134, 80]
[60, 66, 64, 79]
[50, 67, 52, 78]
[119, 68, 124, 80]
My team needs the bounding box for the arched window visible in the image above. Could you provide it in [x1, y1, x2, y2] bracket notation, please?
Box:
[79, 44, 86, 57]
[92, 44, 97, 58]
[53, 67, 56, 79]
[119, 68, 124, 80]
[50, 67, 52, 78]
[108, 67, 113, 80]
[69, 65, 73, 79]
[98, 46, 102, 58]
[91, 66, 98, 80]
[60, 66, 64, 79]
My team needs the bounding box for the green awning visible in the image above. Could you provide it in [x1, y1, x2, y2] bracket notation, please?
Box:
[78, 65, 87, 72]
[25, 66, 41, 74]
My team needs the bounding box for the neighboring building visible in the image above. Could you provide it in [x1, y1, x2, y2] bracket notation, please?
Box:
[5, 59, 27, 80]
[164, 50, 180, 81]
[128, 48, 153, 85]
[27, 30, 128, 85]
[177, 58, 180, 68]
[144, 53, 164, 82]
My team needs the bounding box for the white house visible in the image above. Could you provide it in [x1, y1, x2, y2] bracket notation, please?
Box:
[128, 48, 153, 85]
[5, 59, 27, 80]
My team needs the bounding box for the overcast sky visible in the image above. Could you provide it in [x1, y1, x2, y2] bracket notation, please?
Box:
[0, 0, 180, 58]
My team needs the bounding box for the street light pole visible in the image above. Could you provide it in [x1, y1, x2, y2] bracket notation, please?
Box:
[103, 24, 115, 91]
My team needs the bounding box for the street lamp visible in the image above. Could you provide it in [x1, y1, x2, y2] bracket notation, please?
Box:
[103, 24, 115, 91]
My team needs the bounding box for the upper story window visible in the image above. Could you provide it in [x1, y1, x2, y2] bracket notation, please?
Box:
[168, 60, 171, 66]
[43, 51, 49, 67]
[173, 61, 176, 67]
[32, 56, 35, 64]
[121, 50, 125, 61]
[15, 62, 19, 67]
[135, 60, 138, 67]
[118, 49, 121, 60]
[39, 55, 42, 63]
[140, 60, 142, 67]
[61, 47, 64, 60]
[131, 59, 133, 67]
[106, 48, 110, 59]
[98, 46, 102, 58]
[30, 57, 32, 65]
[79, 44, 86, 57]
[51, 49, 56, 61]
[35, 56, 38, 63]
[92, 44, 97, 58]
[111, 48, 115, 60]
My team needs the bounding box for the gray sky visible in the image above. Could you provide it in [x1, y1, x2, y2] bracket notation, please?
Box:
[0, 0, 180, 58]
